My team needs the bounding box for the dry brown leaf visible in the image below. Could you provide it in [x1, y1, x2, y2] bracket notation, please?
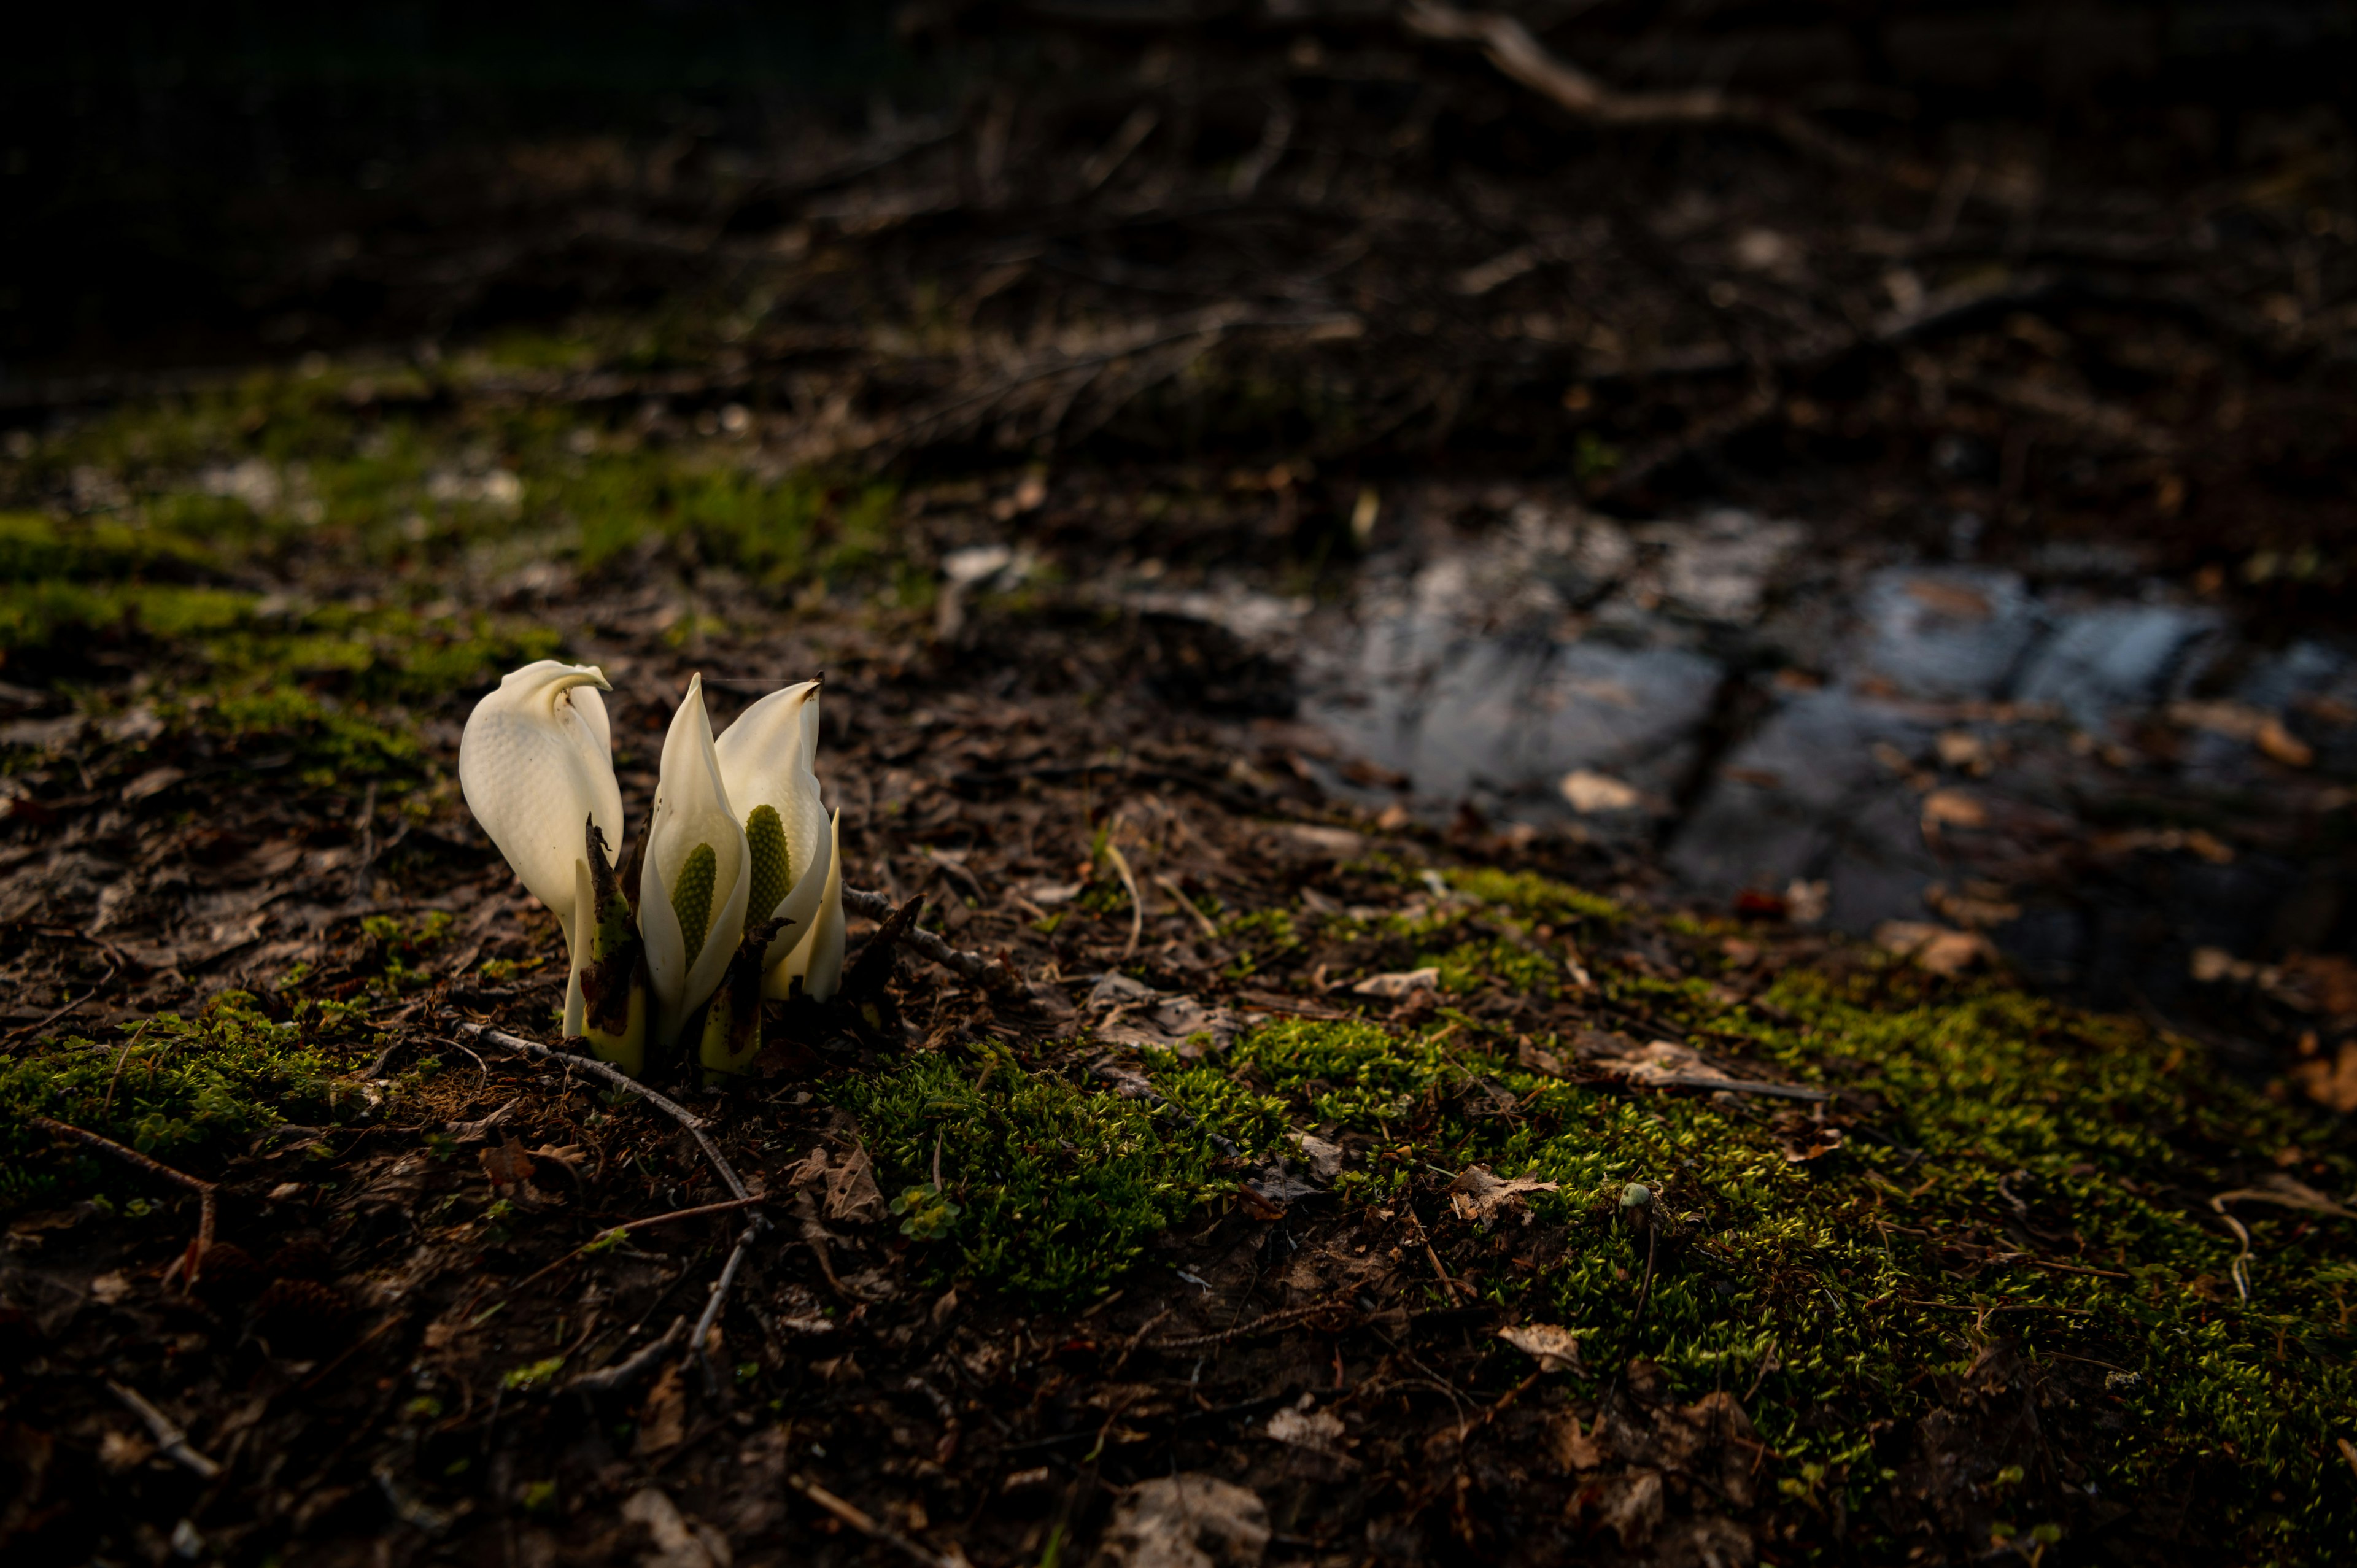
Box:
[1449, 1165, 1560, 1224]
[1089, 1474, 1269, 1568]
[1576, 1469, 1664, 1549]
[2256, 716, 2314, 768]
[2292, 1040, 2357, 1114]
[479, 1137, 539, 1202]
[1499, 1322, 1582, 1373]
[1873, 921, 1993, 975]
[634, 1362, 687, 1456]
[1264, 1397, 1351, 1459]
[1546, 1410, 1606, 1471]
[1351, 967, 1439, 999]
[1919, 788, 1987, 831]
[823, 1145, 888, 1226]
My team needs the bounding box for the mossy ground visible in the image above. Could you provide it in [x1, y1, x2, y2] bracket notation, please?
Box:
[4, 363, 2353, 1568]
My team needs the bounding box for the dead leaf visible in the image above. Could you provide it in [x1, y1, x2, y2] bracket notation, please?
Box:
[1449, 1165, 1560, 1225]
[2256, 716, 2314, 768]
[1500, 1322, 1583, 1373]
[1560, 769, 1642, 814]
[120, 767, 186, 803]
[1780, 1124, 1846, 1164]
[1919, 789, 1987, 831]
[1546, 1410, 1606, 1471]
[1873, 921, 1994, 975]
[2292, 1040, 2357, 1114]
[479, 1137, 541, 1203]
[1350, 967, 1439, 999]
[1602, 1038, 1729, 1083]
[1264, 1396, 1352, 1460]
[1904, 578, 1991, 618]
[634, 1363, 687, 1456]
[822, 1145, 887, 1226]
[1088, 1473, 1269, 1568]
[1288, 1132, 1344, 1180]
[2213, 1172, 2356, 1219]
[1517, 1038, 1566, 1076]
[620, 1487, 730, 1568]
[1576, 1468, 1664, 1549]
[2170, 698, 2267, 740]
[98, 1426, 155, 1472]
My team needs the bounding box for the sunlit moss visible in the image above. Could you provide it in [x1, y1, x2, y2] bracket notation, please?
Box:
[834, 1048, 1242, 1297]
[0, 991, 361, 1172]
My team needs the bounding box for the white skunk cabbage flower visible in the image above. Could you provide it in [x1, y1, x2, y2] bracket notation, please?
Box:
[769, 808, 846, 1002]
[456, 660, 624, 1036]
[639, 674, 752, 1051]
[712, 678, 835, 975]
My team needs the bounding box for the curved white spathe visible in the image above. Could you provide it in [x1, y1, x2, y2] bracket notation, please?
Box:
[639, 674, 752, 1051]
[713, 679, 834, 970]
[767, 808, 845, 1003]
[457, 660, 623, 1033]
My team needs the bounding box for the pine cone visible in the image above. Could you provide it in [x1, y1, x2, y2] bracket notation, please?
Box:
[190, 1243, 263, 1309]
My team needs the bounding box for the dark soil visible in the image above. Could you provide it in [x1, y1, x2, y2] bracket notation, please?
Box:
[4, 6, 2357, 1566]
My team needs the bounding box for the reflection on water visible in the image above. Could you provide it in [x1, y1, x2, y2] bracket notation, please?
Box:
[1147, 493, 2357, 1036]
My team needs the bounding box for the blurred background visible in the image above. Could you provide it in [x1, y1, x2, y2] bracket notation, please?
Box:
[4, 1, 2356, 1080]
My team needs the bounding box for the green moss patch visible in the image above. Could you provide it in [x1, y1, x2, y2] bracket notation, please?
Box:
[833, 1048, 1251, 1298]
[1113, 966, 2357, 1558]
[0, 992, 362, 1210]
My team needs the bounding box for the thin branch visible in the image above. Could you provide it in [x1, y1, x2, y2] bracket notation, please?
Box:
[843, 887, 1020, 991]
[450, 1022, 764, 1216]
[781, 1472, 959, 1568]
[4, 962, 117, 1045]
[1105, 841, 1145, 959]
[1154, 873, 1222, 942]
[510, 1195, 768, 1296]
[1614, 1073, 1832, 1102]
[1401, 2, 1866, 167]
[570, 1316, 688, 1396]
[694, 1224, 761, 1397]
[108, 1380, 222, 1478]
[31, 1114, 215, 1270]
[1145, 1300, 1358, 1353]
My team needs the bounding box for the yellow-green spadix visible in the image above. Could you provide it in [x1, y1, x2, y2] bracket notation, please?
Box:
[713, 678, 845, 1003]
[455, 660, 624, 1037]
[640, 673, 751, 1052]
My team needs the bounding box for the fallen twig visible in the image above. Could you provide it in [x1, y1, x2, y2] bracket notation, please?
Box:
[511, 1195, 769, 1296]
[843, 887, 1019, 991]
[451, 1023, 762, 1213]
[570, 1316, 688, 1396]
[1401, 2, 1865, 166]
[1616, 1073, 1832, 1102]
[1104, 841, 1145, 959]
[1146, 1300, 1357, 1352]
[1154, 873, 1222, 942]
[108, 1379, 221, 1479]
[783, 1472, 958, 1568]
[692, 1224, 761, 1397]
[4, 962, 116, 1045]
[32, 1114, 215, 1276]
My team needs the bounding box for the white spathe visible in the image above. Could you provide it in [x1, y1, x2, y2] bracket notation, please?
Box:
[713, 679, 835, 970]
[767, 808, 845, 1002]
[639, 674, 753, 1049]
[457, 660, 623, 1034]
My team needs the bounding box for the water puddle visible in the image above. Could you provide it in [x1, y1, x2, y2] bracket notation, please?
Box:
[1126, 491, 2357, 1041]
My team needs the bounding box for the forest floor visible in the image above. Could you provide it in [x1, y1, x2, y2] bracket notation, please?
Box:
[4, 7, 2357, 1566]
